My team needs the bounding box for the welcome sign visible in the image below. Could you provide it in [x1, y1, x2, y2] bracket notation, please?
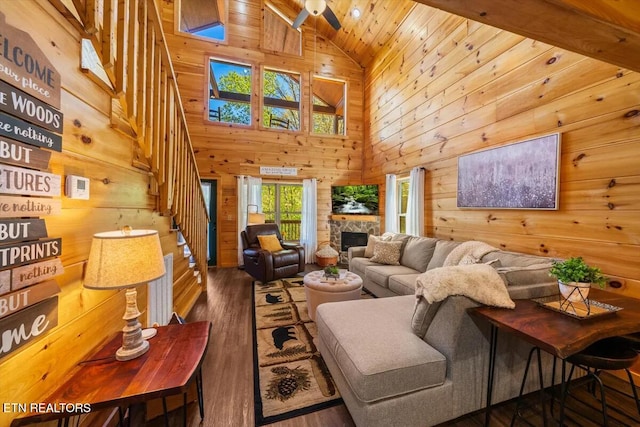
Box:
[0, 12, 61, 109]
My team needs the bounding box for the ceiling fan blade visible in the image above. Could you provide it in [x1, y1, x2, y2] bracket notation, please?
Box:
[292, 9, 310, 29]
[322, 6, 341, 30]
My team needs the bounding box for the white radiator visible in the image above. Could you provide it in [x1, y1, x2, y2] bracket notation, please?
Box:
[147, 253, 173, 326]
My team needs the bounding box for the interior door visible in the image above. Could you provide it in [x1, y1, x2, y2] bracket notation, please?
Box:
[201, 180, 217, 266]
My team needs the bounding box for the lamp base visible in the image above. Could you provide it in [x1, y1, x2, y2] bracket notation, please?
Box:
[115, 287, 151, 361]
[116, 339, 149, 361]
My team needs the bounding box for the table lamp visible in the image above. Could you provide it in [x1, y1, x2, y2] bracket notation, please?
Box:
[83, 227, 166, 361]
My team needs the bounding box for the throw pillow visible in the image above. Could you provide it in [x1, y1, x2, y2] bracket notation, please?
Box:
[257, 234, 283, 252]
[370, 240, 403, 265]
[411, 297, 443, 338]
[364, 234, 391, 258]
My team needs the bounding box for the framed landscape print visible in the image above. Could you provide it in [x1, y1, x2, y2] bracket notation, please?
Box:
[457, 133, 561, 210]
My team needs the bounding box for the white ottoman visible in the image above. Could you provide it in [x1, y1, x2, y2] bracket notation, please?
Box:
[303, 270, 363, 321]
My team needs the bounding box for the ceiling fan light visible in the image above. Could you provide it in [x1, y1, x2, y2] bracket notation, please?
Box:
[305, 0, 327, 16]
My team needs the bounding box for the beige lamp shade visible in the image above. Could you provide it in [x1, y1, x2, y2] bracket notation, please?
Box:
[84, 229, 166, 290]
[248, 212, 265, 225]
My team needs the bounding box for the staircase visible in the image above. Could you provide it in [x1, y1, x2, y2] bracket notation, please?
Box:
[49, 0, 209, 280]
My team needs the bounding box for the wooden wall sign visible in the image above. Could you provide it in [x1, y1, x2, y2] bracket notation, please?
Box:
[0, 12, 61, 109]
[10, 258, 63, 291]
[0, 111, 62, 152]
[0, 137, 51, 169]
[0, 280, 60, 319]
[0, 195, 61, 218]
[0, 237, 61, 270]
[0, 218, 47, 244]
[0, 164, 61, 196]
[0, 80, 62, 133]
[0, 296, 58, 359]
[0, 270, 8, 295]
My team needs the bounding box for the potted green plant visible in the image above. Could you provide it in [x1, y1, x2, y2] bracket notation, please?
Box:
[323, 265, 340, 279]
[549, 257, 606, 302]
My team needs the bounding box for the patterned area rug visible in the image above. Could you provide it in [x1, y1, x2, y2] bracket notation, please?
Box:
[252, 276, 370, 425]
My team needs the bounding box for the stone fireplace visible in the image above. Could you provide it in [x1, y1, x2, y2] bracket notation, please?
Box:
[329, 217, 380, 264]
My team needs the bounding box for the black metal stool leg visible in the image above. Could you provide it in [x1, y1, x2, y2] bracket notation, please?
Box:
[625, 368, 640, 416]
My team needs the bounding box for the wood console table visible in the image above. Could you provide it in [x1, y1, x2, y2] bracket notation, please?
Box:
[11, 321, 211, 427]
[468, 289, 640, 426]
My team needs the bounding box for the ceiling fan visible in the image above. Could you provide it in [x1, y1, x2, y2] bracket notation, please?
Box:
[292, 0, 342, 31]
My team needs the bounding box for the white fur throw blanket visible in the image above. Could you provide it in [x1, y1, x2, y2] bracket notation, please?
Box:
[443, 240, 499, 266]
[415, 264, 515, 308]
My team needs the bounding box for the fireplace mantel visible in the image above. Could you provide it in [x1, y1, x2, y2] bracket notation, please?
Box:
[330, 214, 378, 222]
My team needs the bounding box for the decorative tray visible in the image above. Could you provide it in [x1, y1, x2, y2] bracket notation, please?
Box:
[532, 295, 623, 320]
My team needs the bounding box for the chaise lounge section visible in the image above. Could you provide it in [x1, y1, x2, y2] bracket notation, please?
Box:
[317, 234, 560, 426]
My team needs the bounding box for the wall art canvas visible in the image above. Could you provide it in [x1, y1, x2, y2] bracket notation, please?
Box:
[457, 134, 560, 210]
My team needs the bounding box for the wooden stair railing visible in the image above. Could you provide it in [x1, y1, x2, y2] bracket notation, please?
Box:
[49, 0, 209, 279]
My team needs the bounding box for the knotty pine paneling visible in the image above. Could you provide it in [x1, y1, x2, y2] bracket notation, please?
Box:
[161, 0, 365, 266]
[0, 3, 198, 425]
[365, 4, 640, 296]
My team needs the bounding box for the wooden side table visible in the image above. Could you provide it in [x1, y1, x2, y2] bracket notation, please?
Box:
[10, 321, 211, 427]
[469, 289, 640, 426]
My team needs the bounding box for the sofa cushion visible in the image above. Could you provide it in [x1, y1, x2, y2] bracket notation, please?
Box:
[411, 297, 443, 338]
[400, 236, 438, 272]
[350, 256, 378, 275]
[370, 240, 403, 265]
[482, 251, 555, 286]
[388, 273, 421, 295]
[366, 264, 418, 289]
[426, 240, 460, 270]
[316, 296, 447, 403]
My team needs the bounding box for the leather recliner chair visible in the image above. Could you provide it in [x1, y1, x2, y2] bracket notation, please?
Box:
[241, 223, 305, 283]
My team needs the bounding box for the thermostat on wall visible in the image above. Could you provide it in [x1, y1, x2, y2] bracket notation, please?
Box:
[65, 175, 90, 200]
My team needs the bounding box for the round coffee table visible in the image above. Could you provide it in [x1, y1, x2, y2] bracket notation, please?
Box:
[303, 270, 363, 321]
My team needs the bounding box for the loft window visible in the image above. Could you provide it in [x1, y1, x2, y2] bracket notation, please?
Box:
[178, 0, 227, 42]
[312, 77, 346, 135]
[209, 59, 252, 125]
[263, 3, 302, 56]
[263, 69, 301, 131]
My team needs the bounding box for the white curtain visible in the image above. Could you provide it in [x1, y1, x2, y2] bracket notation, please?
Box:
[385, 174, 398, 233]
[300, 178, 317, 264]
[237, 175, 262, 265]
[406, 167, 425, 236]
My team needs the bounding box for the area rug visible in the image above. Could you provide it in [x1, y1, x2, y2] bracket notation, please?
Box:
[252, 276, 371, 425]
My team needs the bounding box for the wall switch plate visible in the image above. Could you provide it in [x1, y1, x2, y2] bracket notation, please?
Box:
[65, 175, 90, 199]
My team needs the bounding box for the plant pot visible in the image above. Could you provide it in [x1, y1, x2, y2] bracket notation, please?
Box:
[558, 280, 591, 302]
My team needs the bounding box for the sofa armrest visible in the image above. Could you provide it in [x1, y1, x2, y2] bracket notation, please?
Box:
[348, 246, 366, 264]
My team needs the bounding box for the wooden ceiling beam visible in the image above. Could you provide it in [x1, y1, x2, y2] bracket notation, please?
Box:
[412, 0, 640, 73]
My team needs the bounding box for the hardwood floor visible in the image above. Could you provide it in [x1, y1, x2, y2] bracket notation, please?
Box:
[148, 267, 640, 427]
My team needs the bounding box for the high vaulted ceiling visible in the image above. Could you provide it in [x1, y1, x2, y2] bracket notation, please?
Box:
[277, 0, 640, 72]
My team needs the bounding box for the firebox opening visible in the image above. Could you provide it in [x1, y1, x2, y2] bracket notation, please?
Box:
[341, 232, 369, 252]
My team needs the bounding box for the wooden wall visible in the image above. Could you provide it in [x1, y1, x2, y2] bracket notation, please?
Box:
[363, 6, 640, 295]
[160, 0, 365, 267]
[0, 2, 199, 424]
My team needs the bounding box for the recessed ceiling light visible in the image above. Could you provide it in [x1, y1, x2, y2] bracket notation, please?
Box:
[352, 7, 361, 19]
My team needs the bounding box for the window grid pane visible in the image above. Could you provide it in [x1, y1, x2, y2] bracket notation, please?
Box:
[263, 69, 301, 131]
[209, 59, 252, 125]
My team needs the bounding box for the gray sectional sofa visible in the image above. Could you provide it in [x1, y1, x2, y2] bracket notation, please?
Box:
[316, 234, 561, 427]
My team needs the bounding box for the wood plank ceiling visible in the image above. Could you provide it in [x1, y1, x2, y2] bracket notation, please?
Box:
[279, 0, 640, 72]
